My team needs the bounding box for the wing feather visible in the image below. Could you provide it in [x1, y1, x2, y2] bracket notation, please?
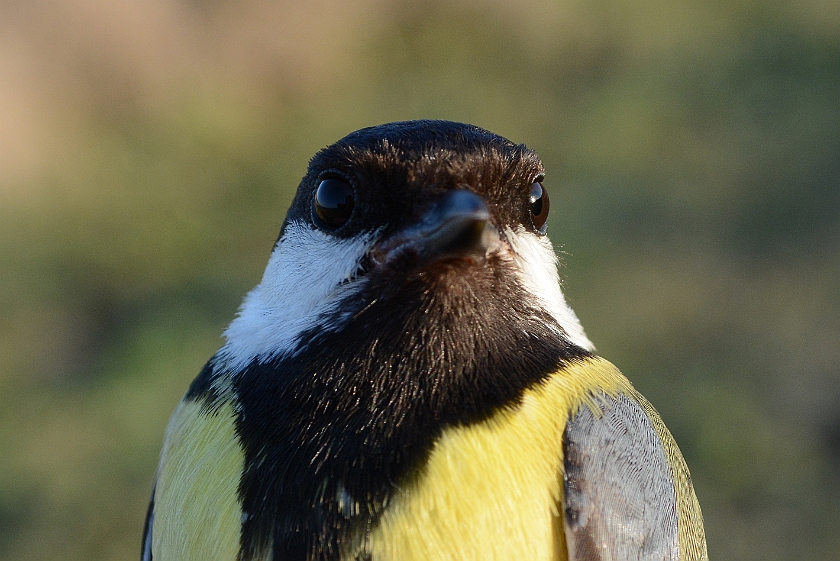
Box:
[562, 393, 685, 561]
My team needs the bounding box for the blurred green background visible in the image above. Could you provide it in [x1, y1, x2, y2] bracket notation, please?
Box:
[1, 0, 839, 559]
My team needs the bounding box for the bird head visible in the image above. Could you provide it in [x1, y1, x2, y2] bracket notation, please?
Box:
[218, 120, 593, 370]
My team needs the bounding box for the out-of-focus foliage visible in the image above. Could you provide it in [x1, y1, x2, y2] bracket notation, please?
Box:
[1, 1, 838, 559]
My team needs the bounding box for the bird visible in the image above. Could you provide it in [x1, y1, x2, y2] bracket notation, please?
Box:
[142, 120, 708, 561]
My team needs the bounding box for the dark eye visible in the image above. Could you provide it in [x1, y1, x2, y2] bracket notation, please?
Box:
[313, 177, 355, 229]
[529, 181, 550, 234]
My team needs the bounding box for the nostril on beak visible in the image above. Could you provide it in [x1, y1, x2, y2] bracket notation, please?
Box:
[369, 189, 498, 268]
[417, 190, 492, 260]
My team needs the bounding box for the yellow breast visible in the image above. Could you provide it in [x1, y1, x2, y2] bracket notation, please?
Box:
[150, 357, 705, 561]
[153, 399, 245, 561]
[367, 357, 636, 561]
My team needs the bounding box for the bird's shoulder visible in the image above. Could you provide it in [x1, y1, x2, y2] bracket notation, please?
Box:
[557, 358, 708, 561]
[148, 373, 244, 561]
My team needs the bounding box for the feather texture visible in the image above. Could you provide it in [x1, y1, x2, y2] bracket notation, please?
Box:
[151, 399, 245, 560]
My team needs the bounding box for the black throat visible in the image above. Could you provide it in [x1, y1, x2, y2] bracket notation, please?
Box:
[189, 255, 589, 561]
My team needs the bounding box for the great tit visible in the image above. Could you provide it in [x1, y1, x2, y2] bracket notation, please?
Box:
[143, 120, 708, 561]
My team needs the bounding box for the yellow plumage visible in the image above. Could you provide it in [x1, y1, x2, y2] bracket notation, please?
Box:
[369, 357, 705, 560]
[153, 400, 244, 561]
[151, 357, 706, 561]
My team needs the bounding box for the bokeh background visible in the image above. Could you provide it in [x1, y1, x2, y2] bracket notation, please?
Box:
[1, 0, 839, 559]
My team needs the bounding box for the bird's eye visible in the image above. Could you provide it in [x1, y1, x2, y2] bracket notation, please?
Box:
[529, 181, 550, 234]
[313, 177, 355, 229]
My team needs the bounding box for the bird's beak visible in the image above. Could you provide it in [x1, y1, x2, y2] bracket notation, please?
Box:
[370, 189, 500, 268]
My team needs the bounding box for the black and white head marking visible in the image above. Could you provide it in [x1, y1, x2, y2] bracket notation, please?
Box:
[218, 223, 377, 370]
[216, 120, 593, 372]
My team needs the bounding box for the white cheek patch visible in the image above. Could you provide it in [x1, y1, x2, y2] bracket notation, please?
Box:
[505, 227, 595, 352]
[217, 222, 374, 370]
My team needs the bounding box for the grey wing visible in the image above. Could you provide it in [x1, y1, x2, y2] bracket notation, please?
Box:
[562, 393, 680, 561]
[141, 486, 154, 561]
